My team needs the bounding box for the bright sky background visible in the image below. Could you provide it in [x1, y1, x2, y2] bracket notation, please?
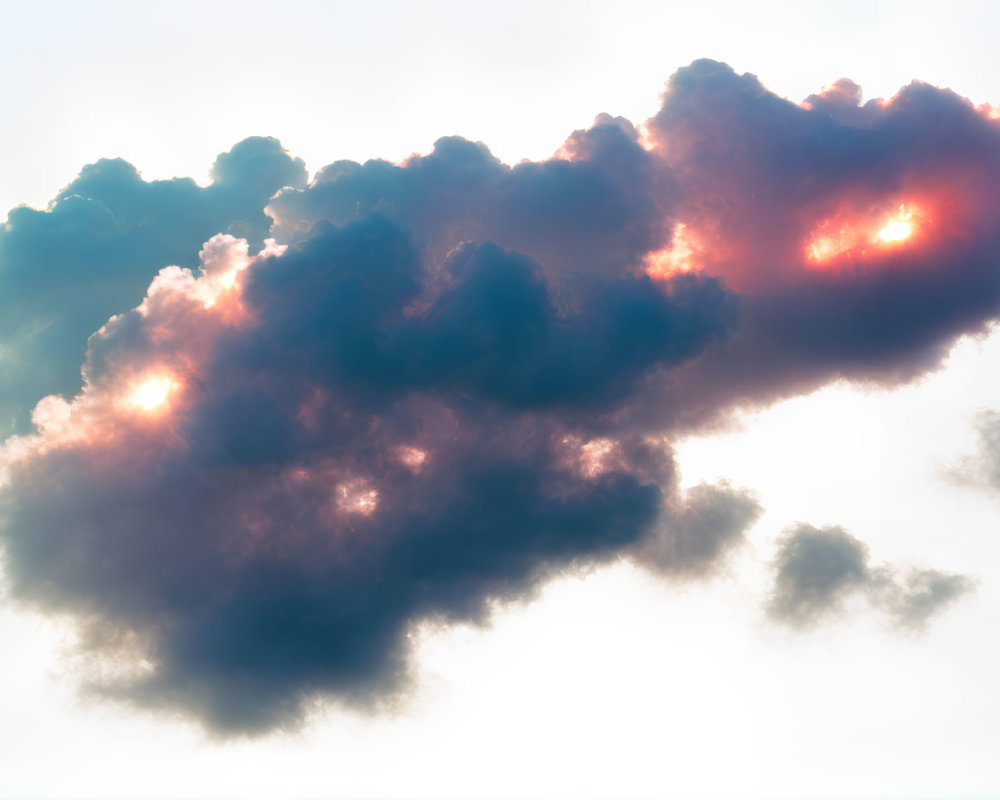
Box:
[2, 1, 1000, 797]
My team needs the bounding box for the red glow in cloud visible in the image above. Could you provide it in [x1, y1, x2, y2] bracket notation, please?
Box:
[979, 103, 1000, 121]
[805, 203, 928, 265]
[645, 193, 943, 288]
[0, 235, 280, 465]
[641, 62, 1000, 293]
[645, 223, 701, 278]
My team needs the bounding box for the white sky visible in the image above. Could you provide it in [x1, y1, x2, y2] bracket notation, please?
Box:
[2, 1, 1000, 797]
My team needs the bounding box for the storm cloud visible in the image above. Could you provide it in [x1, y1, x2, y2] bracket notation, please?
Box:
[643, 60, 1000, 428]
[0, 60, 993, 733]
[0, 226, 734, 734]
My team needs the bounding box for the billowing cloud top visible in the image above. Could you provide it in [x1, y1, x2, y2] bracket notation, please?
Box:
[0, 60, 993, 734]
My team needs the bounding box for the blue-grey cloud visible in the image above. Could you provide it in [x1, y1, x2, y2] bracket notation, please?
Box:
[767, 524, 973, 629]
[0, 60, 994, 735]
[0, 217, 733, 735]
[266, 114, 673, 280]
[869, 566, 975, 630]
[642, 59, 1000, 428]
[637, 482, 761, 577]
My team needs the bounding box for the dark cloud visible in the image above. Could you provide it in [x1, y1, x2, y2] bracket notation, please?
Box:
[266, 114, 674, 279]
[0, 60, 995, 734]
[767, 524, 973, 630]
[0, 217, 730, 735]
[642, 59, 1000, 427]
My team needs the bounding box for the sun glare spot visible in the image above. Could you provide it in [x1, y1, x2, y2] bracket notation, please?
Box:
[131, 376, 177, 411]
[807, 227, 857, 262]
[876, 206, 913, 243]
[398, 446, 427, 471]
[646, 222, 699, 279]
[337, 482, 379, 515]
[579, 438, 619, 478]
[806, 203, 923, 265]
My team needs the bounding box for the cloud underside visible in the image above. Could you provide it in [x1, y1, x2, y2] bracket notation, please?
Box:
[0, 59, 992, 734]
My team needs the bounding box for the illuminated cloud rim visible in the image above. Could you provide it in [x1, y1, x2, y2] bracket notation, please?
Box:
[0, 59, 993, 734]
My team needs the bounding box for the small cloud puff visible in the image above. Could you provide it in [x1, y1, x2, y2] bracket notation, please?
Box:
[767, 524, 973, 631]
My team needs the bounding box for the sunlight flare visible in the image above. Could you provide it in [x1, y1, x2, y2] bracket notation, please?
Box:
[130, 376, 178, 411]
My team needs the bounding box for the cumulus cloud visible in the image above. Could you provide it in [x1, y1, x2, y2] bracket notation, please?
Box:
[948, 409, 1000, 490]
[636, 482, 761, 577]
[0, 225, 732, 735]
[0, 137, 306, 433]
[767, 524, 973, 630]
[0, 60, 996, 734]
[869, 567, 976, 630]
[767, 525, 873, 627]
[642, 59, 1000, 428]
[266, 115, 674, 279]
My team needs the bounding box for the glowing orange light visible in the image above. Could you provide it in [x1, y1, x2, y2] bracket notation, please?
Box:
[646, 222, 699, 279]
[980, 103, 1000, 121]
[337, 482, 379, 515]
[579, 438, 618, 478]
[807, 226, 859, 262]
[398, 446, 427, 471]
[636, 122, 657, 152]
[130, 376, 177, 411]
[805, 203, 923, 264]
[876, 206, 913, 243]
